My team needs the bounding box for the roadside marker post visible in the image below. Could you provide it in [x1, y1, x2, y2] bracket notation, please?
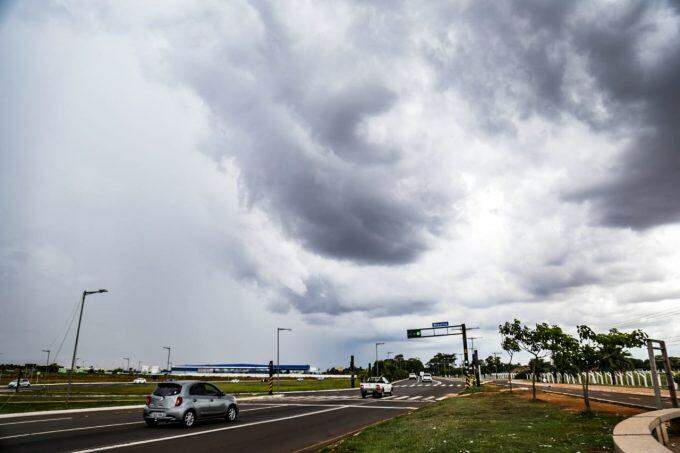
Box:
[268, 360, 274, 395]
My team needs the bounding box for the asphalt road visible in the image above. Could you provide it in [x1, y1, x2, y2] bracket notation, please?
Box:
[496, 380, 677, 410]
[0, 377, 464, 452]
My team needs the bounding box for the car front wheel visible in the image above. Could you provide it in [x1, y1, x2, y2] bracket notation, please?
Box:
[226, 405, 238, 423]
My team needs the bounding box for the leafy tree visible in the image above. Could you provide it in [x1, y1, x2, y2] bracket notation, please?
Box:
[499, 319, 566, 400]
[501, 336, 520, 391]
[552, 326, 646, 412]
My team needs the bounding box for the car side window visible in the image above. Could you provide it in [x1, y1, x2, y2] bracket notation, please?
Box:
[189, 383, 204, 396]
[204, 384, 220, 396]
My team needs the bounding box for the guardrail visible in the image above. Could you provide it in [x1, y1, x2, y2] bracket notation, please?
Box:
[613, 408, 680, 452]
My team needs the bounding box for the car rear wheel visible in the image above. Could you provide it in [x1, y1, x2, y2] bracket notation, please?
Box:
[182, 410, 196, 428]
[361, 391, 367, 398]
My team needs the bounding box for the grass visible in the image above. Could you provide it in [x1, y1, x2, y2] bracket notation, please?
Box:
[0, 378, 350, 414]
[324, 386, 623, 452]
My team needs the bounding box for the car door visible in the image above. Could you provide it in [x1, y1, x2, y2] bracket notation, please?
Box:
[188, 383, 211, 417]
[204, 383, 226, 415]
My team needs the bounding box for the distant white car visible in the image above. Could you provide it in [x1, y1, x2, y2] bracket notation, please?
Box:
[361, 376, 393, 398]
[230, 378, 240, 383]
[408, 373, 417, 380]
[8, 379, 31, 389]
[297, 377, 304, 381]
[316, 376, 325, 380]
[422, 373, 433, 382]
[133, 377, 147, 384]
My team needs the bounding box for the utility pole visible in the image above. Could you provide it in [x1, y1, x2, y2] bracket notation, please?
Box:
[277, 328, 292, 392]
[67, 289, 107, 406]
[375, 342, 385, 376]
[162, 347, 171, 373]
[350, 355, 355, 388]
[42, 349, 51, 367]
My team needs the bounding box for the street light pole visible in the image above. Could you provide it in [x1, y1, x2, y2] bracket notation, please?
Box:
[41, 349, 51, 367]
[67, 289, 107, 406]
[375, 342, 385, 376]
[276, 328, 292, 393]
[162, 347, 171, 373]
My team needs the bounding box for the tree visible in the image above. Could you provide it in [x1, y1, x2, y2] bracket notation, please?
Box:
[499, 319, 566, 400]
[552, 326, 646, 412]
[501, 336, 520, 392]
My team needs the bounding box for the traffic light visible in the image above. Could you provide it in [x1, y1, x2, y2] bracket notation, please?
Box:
[268, 360, 274, 377]
[407, 329, 422, 339]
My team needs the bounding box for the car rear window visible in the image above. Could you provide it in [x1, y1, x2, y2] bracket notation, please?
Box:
[153, 383, 182, 396]
[367, 377, 382, 383]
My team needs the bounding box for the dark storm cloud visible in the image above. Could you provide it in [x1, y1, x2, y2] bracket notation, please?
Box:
[427, 0, 680, 229]
[285, 275, 436, 316]
[173, 4, 449, 265]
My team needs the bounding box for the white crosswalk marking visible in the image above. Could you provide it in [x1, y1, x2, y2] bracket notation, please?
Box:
[394, 396, 410, 400]
[409, 395, 422, 400]
[409, 384, 415, 387]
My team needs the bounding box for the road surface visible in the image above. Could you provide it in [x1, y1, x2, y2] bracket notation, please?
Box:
[0, 377, 464, 452]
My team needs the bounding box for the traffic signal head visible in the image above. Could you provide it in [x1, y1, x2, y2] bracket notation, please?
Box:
[407, 329, 422, 339]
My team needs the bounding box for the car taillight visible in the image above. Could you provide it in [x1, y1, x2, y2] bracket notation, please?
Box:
[146, 396, 152, 406]
[175, 396, 183, 407]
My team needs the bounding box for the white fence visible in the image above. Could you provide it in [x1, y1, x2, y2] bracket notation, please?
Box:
[521, 370, 678, 389]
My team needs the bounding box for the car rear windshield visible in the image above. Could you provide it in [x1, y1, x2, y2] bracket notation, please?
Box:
[153, 383, 182, 396]
[367, 377, 383, 383]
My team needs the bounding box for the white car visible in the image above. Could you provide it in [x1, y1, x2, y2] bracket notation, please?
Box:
[408, 373, 417, 380]
[422, 373, 433, 382]
[8, 379, 31, 389]
[133, 377, 147, 384]
[360, 376, 393, 398]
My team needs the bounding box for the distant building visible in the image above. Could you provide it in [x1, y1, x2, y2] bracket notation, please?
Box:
[171, 363, 311, 374]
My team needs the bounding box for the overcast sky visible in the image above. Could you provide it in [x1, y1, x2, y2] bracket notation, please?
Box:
[1, 0, 680, 370]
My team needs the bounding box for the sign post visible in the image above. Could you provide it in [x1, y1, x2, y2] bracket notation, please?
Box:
[405, 322, 478, 387]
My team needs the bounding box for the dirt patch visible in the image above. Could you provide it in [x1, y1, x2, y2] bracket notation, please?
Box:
[513, 388, 645, 417]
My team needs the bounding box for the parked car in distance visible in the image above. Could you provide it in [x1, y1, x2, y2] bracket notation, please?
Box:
[144, 381, 238, 428]
[408, 373, 417, 380]
[360, 376, 393, 398]
[422, 373, 433, 382]
[7, 379, 30, 389]
[133, 377, 147, 384]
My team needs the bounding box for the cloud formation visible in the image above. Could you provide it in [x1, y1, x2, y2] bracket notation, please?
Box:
[2, 0, 680, 368]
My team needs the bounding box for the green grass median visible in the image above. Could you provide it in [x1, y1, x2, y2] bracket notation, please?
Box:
[325, 386, 623, 452]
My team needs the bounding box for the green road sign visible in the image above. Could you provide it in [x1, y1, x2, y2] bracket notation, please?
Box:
[407, 329, 422, 338]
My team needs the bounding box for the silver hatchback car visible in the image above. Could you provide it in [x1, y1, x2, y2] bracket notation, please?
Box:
[144, 381, 238, 428]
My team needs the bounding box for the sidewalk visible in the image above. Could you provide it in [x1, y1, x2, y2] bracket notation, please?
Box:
[511, 379, 673, 397]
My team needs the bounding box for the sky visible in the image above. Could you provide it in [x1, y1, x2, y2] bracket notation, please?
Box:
[1, 0, 679, 370]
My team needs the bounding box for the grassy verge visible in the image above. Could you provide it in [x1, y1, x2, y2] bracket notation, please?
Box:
[324, 386, 623, 452]
[0, 378, 350, 414]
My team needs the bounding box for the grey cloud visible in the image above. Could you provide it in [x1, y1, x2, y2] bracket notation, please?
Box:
[286, 275, 436, 317]
[168, 4, 449, 265]
[427, 0, 680, 229]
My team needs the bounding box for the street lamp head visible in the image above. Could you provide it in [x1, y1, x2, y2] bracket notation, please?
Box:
[277, 327, 292, 332]
[98, 289, 108, 293]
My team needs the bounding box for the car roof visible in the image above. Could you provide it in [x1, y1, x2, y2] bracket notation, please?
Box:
[157, 380, 216, 386]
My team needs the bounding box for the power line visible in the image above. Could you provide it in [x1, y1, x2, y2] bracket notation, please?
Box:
[611, 307, 680, 329]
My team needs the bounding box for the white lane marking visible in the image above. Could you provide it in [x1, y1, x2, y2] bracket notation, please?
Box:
[0, 405, 145, 419]
[73, 406, 347, 452]
[0, 421, 143, 440]
[394, 396, 409, 400]
[409, 384, 415, 387]
[423, 396, 435, 401]
[382, 396, 395, 400]
[0, 417, 72, 426]
[409, 396, 422, 401]
[0, 406, 281, 440]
